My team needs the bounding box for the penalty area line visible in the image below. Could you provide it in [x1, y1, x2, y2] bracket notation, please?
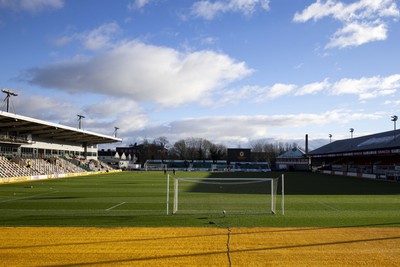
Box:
[317, 201, 339, 211]
[106, 202, 126, 211]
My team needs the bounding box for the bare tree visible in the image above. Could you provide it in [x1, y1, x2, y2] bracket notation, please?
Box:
[169, 138, 226, 161]
[250, 140, 299, 165]
[170, 139, 187, 159]
[209, 143, 227, 160]
[154, 136, 169, 148]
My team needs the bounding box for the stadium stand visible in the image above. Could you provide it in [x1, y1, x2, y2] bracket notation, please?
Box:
[0, 111, 121, 182]
[308, 129, 400, 181]
[276, 147, 309, 171]
[191, 160, 213, 171]
[143, 159, 270, 172]
[230, 162, 271, 172]
[165, 160, 190, 170]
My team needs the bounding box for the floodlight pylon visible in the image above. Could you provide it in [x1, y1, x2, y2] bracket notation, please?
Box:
[1, 88, 18, 113]
[77, 114, 85, 130]
[391, 115, 398, 131]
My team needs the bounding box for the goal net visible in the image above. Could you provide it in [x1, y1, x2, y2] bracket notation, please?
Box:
[171, 176, 284, 215]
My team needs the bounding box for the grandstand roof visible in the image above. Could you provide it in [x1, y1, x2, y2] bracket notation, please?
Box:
[277, 147, 306, 158]
[0, 111, 121, 145]
[308, 129, 400, 156]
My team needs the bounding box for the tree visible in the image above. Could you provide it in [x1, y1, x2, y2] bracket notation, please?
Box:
[209, 143, 227, 161]
[250, 140, 299, 165]
[169, 138, 226, 161]
[154, 136, 169, 149]
[170, 139, 187, 159]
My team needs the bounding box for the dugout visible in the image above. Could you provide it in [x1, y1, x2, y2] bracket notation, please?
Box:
[308, 129, 400, 181]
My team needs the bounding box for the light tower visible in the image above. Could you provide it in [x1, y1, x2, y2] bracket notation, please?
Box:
[350, 128, 354, 138]
[329, 134, 332, 143]
[113, 127, 119, 138]
[77, 114, 85, 130]
[391, 115, 398, 131]
[1, 88, 18, 113]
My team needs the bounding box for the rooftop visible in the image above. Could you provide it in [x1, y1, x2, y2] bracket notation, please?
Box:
[308, 129, 400, 156]
[0, 111, 121, 145]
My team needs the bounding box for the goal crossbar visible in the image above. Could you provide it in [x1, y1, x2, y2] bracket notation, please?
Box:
[171, 176, 284, 215]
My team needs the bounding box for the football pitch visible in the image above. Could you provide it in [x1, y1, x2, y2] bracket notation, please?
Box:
[1, 171, 399, 266]
[0, 171, 399, 227]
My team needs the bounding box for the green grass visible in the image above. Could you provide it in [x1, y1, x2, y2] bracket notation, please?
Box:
[0, 171, 399, 227]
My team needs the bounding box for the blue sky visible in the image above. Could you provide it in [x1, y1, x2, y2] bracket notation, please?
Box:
[1, 0, 400, 149]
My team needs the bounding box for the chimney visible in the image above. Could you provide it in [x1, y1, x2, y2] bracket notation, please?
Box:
[305, 134, 309, 154]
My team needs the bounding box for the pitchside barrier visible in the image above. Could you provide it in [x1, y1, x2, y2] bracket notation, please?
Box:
[166, 175, 284, 216]
[0, 170, 122, 184]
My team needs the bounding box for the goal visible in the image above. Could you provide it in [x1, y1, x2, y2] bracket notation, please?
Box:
[169, 175, 284, 215]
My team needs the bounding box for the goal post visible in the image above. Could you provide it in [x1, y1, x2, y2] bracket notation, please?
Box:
[171, 176, 284, 215]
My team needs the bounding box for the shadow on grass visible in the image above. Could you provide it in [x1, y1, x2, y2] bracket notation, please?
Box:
[183, 171, 400, 195]
[22, 196, 81, 200]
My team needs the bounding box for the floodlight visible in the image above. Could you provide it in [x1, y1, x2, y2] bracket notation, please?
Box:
[391, 115, 398, 131]
[1, 88, 18, 113]
[77, 114, 85, 129]
[114, 127, 119, 138]
[349, 128, 354, 138]
[2, 88, 18, 96]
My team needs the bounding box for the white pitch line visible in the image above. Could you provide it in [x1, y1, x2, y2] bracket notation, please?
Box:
[0, 190, 59, 203]
[106, 202, 126, 211]
[318, 201, 339, 211]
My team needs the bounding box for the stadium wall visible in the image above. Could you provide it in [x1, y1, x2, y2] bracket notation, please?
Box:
[321, 170, 383, 180]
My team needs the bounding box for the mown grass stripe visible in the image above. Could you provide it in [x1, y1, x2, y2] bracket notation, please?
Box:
[0, 190, 59, 203]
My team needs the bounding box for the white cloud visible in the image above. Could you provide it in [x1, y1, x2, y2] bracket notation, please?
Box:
[127, 0, 152, 11]
[83, 98, 149, 135]
[191, 0, 271, 20]
[52, 35, 72, 47]
[212, 85, 264, 107]
[295, 79, 331, 96]
[13, 93, 75, 122]
[294, 0, 399, 48]
[13, 87, 384, 147]
[331, 74, 400, 100]
[128, 109, 382, 146]
[26, 40, 253, 107]
[326, 21, 387, 48]
[265, 83, 297, 99]
[53, 22, 121, 51]
[200, 36, 219, 45]
[82, 22, 121, 50]
[294, 0, 399, 23]
[384, 100, 400, 106]
[0, 0, 64, 13]
[203, 73, 400, 107]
